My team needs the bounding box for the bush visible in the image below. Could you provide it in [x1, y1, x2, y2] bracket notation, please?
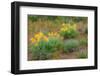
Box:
[60, 24, 79, 38]
[47, 37, 63, 51]
[31, 37, 63, 60]
[63, 39, 79, 53]
[31, 40, 52, 60]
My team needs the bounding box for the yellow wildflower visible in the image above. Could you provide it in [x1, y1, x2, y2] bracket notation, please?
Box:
[31, 38, 36, 43]
[48, 32, 59, 37]
[60, 27, 68, 32]
[39, 32, 44, 36]
[48, 32, 53, 36]
[44, 36, 48, 42]
[36, 37, 41, 42]
[48, 32, 51, 36]
[34, 34, 40, 39]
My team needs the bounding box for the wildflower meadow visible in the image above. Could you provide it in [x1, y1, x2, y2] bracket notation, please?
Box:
[28, 15, 88, 60]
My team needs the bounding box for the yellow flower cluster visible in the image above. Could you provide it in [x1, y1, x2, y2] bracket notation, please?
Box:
[48, 32, 60, 37]
[60, 23, 77, 32]
[31, 23, 77, 45]
[60, 26, 68, 32]
[70, 24, 77, 30]
[31, 31, 62, 45]
[31, 32, 48, 44]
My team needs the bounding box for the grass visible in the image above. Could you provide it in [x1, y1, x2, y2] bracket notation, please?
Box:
[77, 51, 88, 58]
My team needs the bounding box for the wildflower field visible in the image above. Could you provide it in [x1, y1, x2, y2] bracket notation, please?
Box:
[28, 15, 88, 60]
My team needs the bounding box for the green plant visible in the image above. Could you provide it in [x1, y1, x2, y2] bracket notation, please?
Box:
[47, 37, 63, 52]
[60, 24, 79, 38]
[66, 28, 79, 38]
[80, 38, 87, 46]
[31, 40, 54, 60]
[63, 39, 79, 53]
[31, 37, 63, 60]
[85, 27, 88, 34]
[77, 51, 88, 58]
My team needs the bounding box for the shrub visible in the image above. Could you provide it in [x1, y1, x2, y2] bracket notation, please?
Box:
[63, 39, 79, 53]
[31, 40, 53, 60]
[60, 23, 79, 38]
[30, 36, 63, 60]
[47, 37, 63, 52]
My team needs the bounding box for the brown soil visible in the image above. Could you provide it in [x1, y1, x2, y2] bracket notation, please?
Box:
[28, 47, 87, 61]
[60, 51, 79, 59]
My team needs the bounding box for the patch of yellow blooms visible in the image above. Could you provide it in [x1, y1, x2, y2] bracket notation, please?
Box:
[30, 23, 77, 46]
[48, 32, 60, 37]
[60, 23, 77, 32]
[31, 31, 61, 46]
[31, 32, 48, 44]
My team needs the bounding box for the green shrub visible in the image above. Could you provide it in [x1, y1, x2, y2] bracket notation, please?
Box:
[47, 37, 63, 51]
[31, 37, 63, 60]
[63, 39, 79, 53]
[66, 28, 79, 38]
[60, 24, 79, 38]
[31, 40, 52, 60]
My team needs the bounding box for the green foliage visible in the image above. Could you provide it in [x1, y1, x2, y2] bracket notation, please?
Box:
[63, 39, 79, 53]
[67, 28, 79, 38]
[31, 40, 52, 60]
[60, 28, 79, 38]
[28, 15, 39, 22]
[85, 27, 88, 34]
[28, 15, 57, 22]
[28, 15, 87, 23]
[47, 37, 63, 51]
[77, 51, 88, 58]
[71, 17, 88, 23]
[31, 37, 63, 60]
[80, 38, 87, 46]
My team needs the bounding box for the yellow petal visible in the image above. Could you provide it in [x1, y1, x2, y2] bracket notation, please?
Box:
[31, 38, 36, 43]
